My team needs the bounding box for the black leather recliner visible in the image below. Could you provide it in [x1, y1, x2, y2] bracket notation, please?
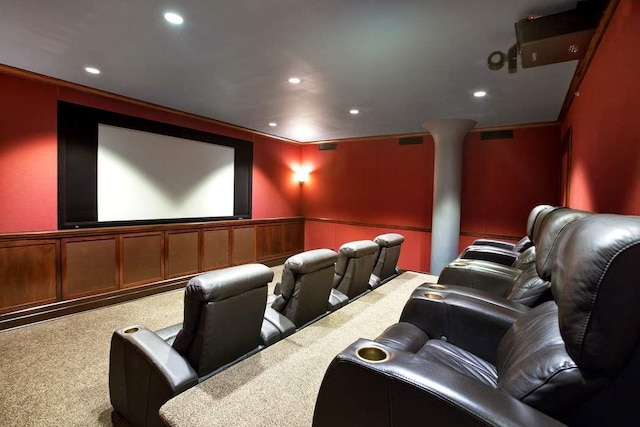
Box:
[368, 233, 405, 289]
[328, 240, 379, 310]
[466, 204, 551, 254]
[109, 263, 274, 427]
[268, 248, 338, 328]
[436, 207, 590, 304]
[314, 214, 640, 426]
[456, 204, 554, 267]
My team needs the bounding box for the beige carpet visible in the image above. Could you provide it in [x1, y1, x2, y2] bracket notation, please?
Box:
[0, 267, 434, 427]
[160, 271, 436, 427]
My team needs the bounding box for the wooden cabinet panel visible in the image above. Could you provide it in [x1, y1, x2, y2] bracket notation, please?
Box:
[256, 224, 283, 260]
[166, 231, 199, 278]
[233, 227, 255, 265]
[0, 240, 58, 313]
[63, 237, 118, 298]
[122, 233, 163, 288]
[203, 229, 230, 271]
[284, 222, 304, 255]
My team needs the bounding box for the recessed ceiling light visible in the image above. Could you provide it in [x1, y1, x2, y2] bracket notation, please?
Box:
[268, 122, 277, 127]
[85, 67, 101, 75]
[349, 109, 360, 115]
[288, 77, 301, 84]
[164, 12, 184, 25]
[473, 91, 487, 98]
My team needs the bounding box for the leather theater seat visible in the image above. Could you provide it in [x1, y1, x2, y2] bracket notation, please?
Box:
[436, 207, 590, 306]
[109, 263, 274, 427]
[314, 214, 640, 426]
[456, 204, 554, 266]
[368, 233, 405, 289]
[465, 203, 551, 253]
[268, 248, 338, 328]
[328, 240, 379, 311]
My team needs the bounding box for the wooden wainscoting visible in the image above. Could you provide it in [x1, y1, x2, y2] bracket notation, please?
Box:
[0, 217, 304, 330]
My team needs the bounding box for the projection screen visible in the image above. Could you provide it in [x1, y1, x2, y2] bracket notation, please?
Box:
[97, 124, 235, 222]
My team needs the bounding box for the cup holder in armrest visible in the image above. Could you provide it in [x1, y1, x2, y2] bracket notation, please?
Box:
[423, 292, 445, 300]
[356, 346, 390, 363]
[124, 327, 140, 334]
[427, 284, 446, 291]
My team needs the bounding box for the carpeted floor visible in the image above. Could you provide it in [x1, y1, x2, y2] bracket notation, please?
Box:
[0, 267, 435, 427]
[160, 270, 435, 427]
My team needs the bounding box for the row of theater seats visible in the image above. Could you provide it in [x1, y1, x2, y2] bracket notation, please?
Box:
[313, 209, 640, 426]
[108, 233, 405, 427]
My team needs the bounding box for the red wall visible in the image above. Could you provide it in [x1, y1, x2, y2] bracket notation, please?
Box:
[562, 0, 640, 214]
[0, 74, 58, 232]
[301, 127, 561, 272]
[301, 136, 435, 272]
[0, 71, 301, 233]
[460, 126, 561, 242]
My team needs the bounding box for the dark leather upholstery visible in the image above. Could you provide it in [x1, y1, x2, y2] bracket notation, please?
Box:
[109, 263, 273, 427]
[436, 207, 589, 306]
[469, 204, 552, 254]
[369, 233, 404, 289]
[272, 248, 338, 327]
[314, 213, 640, 426]
[333, 240, 379, 299]
[458, 205, 554, 266]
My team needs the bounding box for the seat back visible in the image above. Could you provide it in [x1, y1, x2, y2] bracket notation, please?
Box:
[526, 204, 555, 243]
[496, 214, 640, 423]
[276, 249, 338, 327]
[333, 240, 379, 299]
[533, 207, 591, 281]
[369, 233, 405, 288]
[172, 263, 273, 377]
[510, 204, 555, 253]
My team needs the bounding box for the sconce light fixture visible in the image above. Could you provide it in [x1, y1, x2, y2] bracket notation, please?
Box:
[293, 166, 311, 184]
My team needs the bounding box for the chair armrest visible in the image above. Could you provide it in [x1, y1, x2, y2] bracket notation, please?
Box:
[459, 245, 518, 266]
[313, 339, 564, 427]
[262, 307, 296, 344]
[328, 288, 349, 311]
[399, 285, 528, 363]
[109, 325, 198, 427]
[471, 238, 516, 251]
[438, 261, 521, 296]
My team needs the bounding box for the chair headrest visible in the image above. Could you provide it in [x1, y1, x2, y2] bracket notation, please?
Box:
[526, 204, 555, 241]
[339, 240, 379, 258]
[535, 207, 591, 281]
[374, 233, 405, 247]
[552, 214, 640, 373]
[186, 263, 273, 302]
[286, 249, 338, 274]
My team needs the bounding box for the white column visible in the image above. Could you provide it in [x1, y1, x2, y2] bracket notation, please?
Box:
[422, 119, 477, 274]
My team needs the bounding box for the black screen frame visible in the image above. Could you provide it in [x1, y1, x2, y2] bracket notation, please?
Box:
[57, 101, 252, 229]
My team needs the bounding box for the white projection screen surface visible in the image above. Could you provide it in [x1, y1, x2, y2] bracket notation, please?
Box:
[97, 124, 235, 222]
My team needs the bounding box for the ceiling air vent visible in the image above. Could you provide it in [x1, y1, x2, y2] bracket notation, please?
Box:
[480, 130, 514, 140]
[319, 143, 337, 151]
[399, 136, 424, 145]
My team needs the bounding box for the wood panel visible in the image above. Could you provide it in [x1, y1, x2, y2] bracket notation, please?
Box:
[203, 228, 230, 271]
[283, 222, 304, 255]
[0, 240, 58, 313]
[121, 233, 163, 288]
[232, 226, 256, 265]
[63, 237, 118, 299]
[0, 217, 303, 330]
[166, 231, 199, 278]
[256, 224, 283, 260]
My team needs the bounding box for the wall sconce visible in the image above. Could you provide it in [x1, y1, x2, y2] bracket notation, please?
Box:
[293, 166, 311, 184]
